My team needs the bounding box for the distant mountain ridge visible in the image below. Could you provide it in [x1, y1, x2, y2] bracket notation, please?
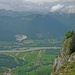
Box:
[0, 9, 43, 17]
[0, 9, 75, 41]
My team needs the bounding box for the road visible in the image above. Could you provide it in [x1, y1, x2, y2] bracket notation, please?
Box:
[0, 47, 60, 53]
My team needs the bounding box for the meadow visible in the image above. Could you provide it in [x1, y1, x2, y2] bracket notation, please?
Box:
[0, 48, 59, 75]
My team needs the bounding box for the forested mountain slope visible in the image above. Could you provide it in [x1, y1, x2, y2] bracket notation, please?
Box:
[0, 10, 75, 41]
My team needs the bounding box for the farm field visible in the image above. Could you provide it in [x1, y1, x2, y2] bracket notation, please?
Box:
[0, 49, 59, 75]
[0, 39, 61, 50]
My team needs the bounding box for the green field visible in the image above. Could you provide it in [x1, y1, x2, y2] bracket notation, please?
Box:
[0, 39, 61, 50]
[0, 39, 60, 75]
[0, 49, 59, 75]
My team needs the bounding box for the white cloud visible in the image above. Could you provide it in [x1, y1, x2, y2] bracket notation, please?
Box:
[62, 5, 75, 14]
[50, 4, 64, 12]
[25, 0, 59, 3]
[0, 0, 75, 13]
[62, 0, 75, 2]
[68, 5, 75, 13]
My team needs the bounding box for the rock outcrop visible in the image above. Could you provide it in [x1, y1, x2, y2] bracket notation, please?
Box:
[51, 31, 75, 75]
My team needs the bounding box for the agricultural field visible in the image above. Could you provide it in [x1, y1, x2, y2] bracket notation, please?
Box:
[0, 49, 59, 75]
[0, 39, 61, 75]
[0, 39, 61, 50]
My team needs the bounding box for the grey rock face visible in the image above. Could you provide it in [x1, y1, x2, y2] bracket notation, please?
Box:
[51, 31, 75, 75]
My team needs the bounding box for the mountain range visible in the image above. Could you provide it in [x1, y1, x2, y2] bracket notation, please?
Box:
[0, 9, 75, 41]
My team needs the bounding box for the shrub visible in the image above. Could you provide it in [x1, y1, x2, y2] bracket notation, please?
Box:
[65, 31, 74, 39]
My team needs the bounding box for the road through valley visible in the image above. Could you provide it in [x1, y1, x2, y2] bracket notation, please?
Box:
[0, 47, 60, 53]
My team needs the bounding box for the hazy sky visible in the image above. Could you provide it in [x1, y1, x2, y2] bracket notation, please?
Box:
[0, 0, 75, 13]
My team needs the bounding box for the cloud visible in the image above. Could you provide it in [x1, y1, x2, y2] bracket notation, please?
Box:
[0, 0, 75, 13]
[50, 4, 64, 12]
[25, 0, 59, 3]
[62, 5, 75, 14]
[62, 0, 75, 2]
[68, 5, 75, 13]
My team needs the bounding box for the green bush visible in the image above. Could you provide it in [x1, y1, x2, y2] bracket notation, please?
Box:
[65, 31, 74, 39]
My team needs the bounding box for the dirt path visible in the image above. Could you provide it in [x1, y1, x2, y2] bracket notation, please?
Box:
[37, 50, 42, 58]
[22, 53, 28, 60]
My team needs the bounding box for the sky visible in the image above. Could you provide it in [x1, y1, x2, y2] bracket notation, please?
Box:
[0, 0, 75, 13]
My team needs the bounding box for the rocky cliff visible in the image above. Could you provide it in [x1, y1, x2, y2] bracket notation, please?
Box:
[51, 31, 75, 75]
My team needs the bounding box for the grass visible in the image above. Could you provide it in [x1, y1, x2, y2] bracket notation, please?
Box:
[0, 49, 59, 75]
[12, 49, 58, 75]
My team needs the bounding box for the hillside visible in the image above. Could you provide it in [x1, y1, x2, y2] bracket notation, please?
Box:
[51, 31, 75, 75]
[0, 10, 75, 41]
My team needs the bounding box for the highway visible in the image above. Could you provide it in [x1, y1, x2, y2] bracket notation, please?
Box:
[0, 47, 60, 53]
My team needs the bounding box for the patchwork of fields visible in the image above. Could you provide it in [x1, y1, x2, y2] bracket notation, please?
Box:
[0, 49, 59, 75]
